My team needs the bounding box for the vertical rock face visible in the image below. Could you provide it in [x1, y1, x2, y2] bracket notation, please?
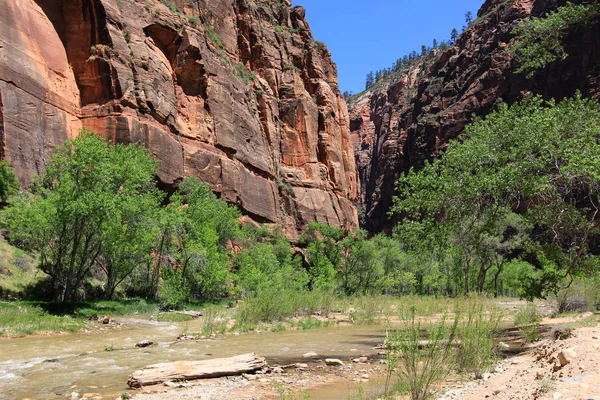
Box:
[350, 0, 600, 233]
[0, 0, 358, 238]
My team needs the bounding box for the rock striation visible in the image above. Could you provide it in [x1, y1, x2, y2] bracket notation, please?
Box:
[0, 0, 357, 238]
[350, 0, 600, 233]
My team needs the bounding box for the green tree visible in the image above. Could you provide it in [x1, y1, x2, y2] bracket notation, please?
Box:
[0, 131, 163, 301]
[450, 28, 459, 44]
[465, 11, 473, 26]
[160, 177, 241, 304]
[393, 95, 600, 297]
[301, 222, 345, 291]
[0, 160, 20, 205]
[507, 2, 600, 78]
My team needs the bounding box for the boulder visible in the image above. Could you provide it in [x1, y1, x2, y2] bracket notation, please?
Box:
[558, 349, 577, 366]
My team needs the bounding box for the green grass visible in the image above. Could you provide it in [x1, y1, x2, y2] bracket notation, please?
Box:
[156, 313, 194, 322]
[514, 303, 543, 344]
[0, 239, 40, 295]
[0, 302, 85, 336]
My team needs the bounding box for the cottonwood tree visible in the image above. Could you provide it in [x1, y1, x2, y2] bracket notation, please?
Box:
[393, 95, 600, 297]
[0, 132, 163, 301]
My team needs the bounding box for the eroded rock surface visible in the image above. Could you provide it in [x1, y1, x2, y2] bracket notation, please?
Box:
[350, 0, 600, 233]
[0, 0, 357, 237]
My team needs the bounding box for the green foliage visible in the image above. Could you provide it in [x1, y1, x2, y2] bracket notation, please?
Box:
[0, 131, 162, 302]
[455, 300, 502, 378]
[514, 303, 542, 343]
[233, 62, 256, 84]
[507, 2, 600, 78]
[154, 177, 240, 304]
[187, 15, 200, 27]
[393, 95, 600, 298]
[204, 25, 224, 49]
[159, 0, 181, 14]
[0, 302, 84, 336]
[385, 309, 459, 400]
[0, 160, 20, 204]
[234, 289, 333, 327]
[235, 226, 307, 297]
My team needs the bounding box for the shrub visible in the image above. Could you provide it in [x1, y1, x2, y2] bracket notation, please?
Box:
[455, 300, 502, 378]
[204, 25, 223, 49]
[0, 160, 20, 204]
[507, 3, 600, 77]
[385, 309, 459, 400]
[514, 303, 542, 343]
[550, 284, 589, 314]
[233, 63, 256, 84]
[188, 15, 200, 27]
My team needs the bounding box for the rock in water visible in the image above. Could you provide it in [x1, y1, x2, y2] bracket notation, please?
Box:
[135, 340, 155, 348]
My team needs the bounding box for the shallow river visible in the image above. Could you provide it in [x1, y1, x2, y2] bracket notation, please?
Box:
[0, 316, 389, 399]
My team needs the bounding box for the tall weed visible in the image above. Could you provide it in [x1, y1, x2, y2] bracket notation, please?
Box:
[385, 308, 458, 400]
[455, 299, 502, 378]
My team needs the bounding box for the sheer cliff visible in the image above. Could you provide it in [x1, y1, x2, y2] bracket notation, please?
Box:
[0, 0, 357, 238]
[350, 0, 600, 233]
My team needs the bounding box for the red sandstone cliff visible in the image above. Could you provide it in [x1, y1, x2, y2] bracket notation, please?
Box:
[0, 0, 357, 238]
[349, 0, 600, 233]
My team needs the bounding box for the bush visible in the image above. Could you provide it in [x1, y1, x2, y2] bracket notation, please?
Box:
[0, 161, 19, 205]
[385, 309, 459, 400]
[514, 303, 542, 343]
[233, 63, 256, 85]
[455, 300, 502, 378]
[188, 15, 200, 27]
[550, 284, 588, 314]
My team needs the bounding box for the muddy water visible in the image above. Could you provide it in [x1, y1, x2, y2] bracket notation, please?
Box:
[0, 316, 388, 400]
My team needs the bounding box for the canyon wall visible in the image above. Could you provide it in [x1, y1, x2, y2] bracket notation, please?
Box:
[0, 0, 357, 238]
[350, 0, 600, 233]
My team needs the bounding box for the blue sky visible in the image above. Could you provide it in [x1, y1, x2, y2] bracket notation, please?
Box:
[292, 0, 486, 94]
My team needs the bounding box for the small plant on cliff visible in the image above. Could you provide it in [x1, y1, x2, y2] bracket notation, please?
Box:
[188, 15, 200, 27]
[204, 25, 224, 50]
[234, 63, 256, 84]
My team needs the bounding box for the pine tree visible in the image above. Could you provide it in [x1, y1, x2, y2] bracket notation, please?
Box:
[365, 71, 374, 89]
[450, 28, 459, 44]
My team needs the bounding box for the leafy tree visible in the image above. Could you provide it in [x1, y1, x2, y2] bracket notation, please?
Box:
[0, 131, 163, 301]
[393, 95, 600, 297]
[301, 222, 345, 291]
[507, 2, 600, 78]
[0, 160, 19, 205]
[160, 177, 241, 303]
[235, 226, 307, 296]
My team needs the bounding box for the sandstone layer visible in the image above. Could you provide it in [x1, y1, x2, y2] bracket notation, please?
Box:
[350, 0, 600, 233]
[0, 0, 357, 238]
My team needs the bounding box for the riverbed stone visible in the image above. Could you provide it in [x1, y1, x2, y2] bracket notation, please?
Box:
[135, 340, 155, 348]
[558, 349, 577, 366]
[325, 358, 344, 366]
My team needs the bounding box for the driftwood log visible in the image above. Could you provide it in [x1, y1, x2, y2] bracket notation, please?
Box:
[127, 353, 267, 388]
